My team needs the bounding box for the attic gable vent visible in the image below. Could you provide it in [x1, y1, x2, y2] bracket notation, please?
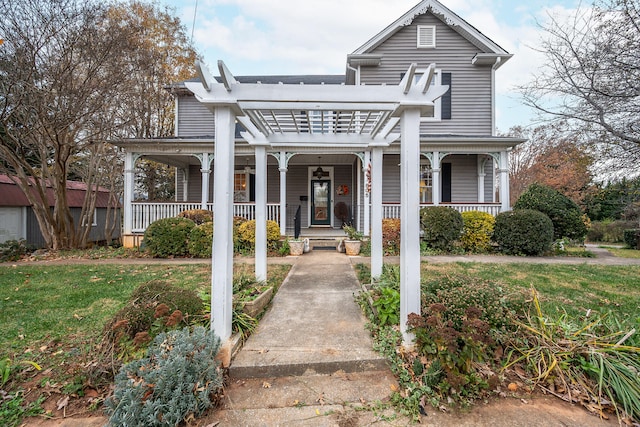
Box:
[417, 25, 436, 48]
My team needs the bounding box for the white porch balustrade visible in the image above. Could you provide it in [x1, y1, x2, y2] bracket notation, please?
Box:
[131, 202, 280, 233]
[380, 203, 502, 219]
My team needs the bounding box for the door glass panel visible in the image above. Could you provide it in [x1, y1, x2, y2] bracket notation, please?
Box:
[312, 180, 330, 225]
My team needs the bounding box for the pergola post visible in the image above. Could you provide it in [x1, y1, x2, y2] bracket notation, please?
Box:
[211, 106, 235, 341]
[400, 108, 422, 347]
[370, 147, 384, 279]
[255, 145, 268, 282]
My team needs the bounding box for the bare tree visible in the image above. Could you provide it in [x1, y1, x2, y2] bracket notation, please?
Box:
[520, 0, 640, 171]
[0, 0, 197, 249]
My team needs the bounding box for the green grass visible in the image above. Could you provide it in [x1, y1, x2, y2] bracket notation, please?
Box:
[420, 262, 640, 323]
[0, 263, 290, 358]
[607, 247, 640, 259]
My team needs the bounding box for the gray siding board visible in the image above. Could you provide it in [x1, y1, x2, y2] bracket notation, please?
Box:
[177, 96, 215, 137]
[448, 155, 477, 202]
[382, 155, 401, 203]
[360, 13, 493, 135]
[484, 158, 494, 202]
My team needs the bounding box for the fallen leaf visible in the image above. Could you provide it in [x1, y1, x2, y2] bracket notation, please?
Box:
[262, 381, 271, 389]
[73, 314, 83, 320]
[520, 398, 528, 404]
[292, 399, 299, 406]
[508, 383, 518, 392]
[316, 393, 325, 406]
[57, 396, 69, 411]
[390, 384, 398, 391]
[39, 345, 48, 352]
[315, 408, 320, 415]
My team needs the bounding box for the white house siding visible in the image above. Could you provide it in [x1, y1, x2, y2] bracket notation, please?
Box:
[176, 95, 215, 137]
[359, 13, 493, 135]
[0, 207, 24, 243]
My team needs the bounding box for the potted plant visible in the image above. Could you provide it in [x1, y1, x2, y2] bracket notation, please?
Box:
[287, 237, 305, 256]
[342, 225, 363, 255]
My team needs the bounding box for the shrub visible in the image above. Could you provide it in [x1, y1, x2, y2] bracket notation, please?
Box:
[105, 326, 223, 427]
[177, 209, 213, 225]
[623, 229, 640, 249]
[460, 211, 495, 253]
[236, 220, 281, 251]
[188, 222, 213, 258]
[144, 217, 195, 258]
[382, 218, 401, 255]
[103, 280, 204, 358]
[420, 206, 463, 250]
[0, 239, 29, 262]
[588, 220, 637, 243]
[514, 183, 587, 241]
[233, 216, 248, 253]
[493, 209, 554, 255]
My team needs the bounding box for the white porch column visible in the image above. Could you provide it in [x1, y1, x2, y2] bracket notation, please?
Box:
[362, 151, 371, 236]
[370, 147, 384, 279]
[477, 156, 486, 204]
[255, 145, 268, 282]
[400, 108, 422, 347]
[499, 151, 510, 211]
[123, 151, 135, 235]
[200, 153, 211, 209]
[211, 106, 235, 341]
[181, 168, 189, 202]
[279, 151, 288, 236]
[432, 151, 440, 206]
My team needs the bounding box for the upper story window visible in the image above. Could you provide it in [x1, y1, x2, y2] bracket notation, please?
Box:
[417, 25, 436, 48]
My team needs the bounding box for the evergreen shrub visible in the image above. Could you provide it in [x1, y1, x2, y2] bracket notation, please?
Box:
[177, 209, 213, 225]
[188, 222, 214, 258]
[143, 217, 195, 258]
[460, 211, 495, 253]
[419, 206, 463, 250]
[236, 220, 281, 251]
[623, 229, 640, 249]
[382, 218, 401, 255]
[514, 183, 587, 241]
[0, 239, 29, 262]
[493, 209, 554, 255]
[105, 326, 223, 427]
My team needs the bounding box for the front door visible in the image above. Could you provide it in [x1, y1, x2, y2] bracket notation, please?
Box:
[311, 180, 331, 226]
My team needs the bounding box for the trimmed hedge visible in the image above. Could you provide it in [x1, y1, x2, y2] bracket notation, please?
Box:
[143, 217, 195, 258]
[188, 222, 214, 258]
[236, 220, 281, 251]
[623, 229, 640, 249]
[420, 206, 463, 250]
[514, 183, 587, 241]
[493, 209, 554, 255]
[460, 211, 495, 253]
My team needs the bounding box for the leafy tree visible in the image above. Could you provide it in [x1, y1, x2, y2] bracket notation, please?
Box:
[584, 176, 640, 221]
[506, 124, 594, 207]
[519, 0, 640, 172]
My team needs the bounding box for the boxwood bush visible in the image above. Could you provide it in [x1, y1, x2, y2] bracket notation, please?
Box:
[188, 222, 214, 258]
[144, 217, 195, 258]
[419, 206, 463, 250]
[493, 209, 554, 255]
[623, 229, 640, 249]
[460, 211, 495, 253]
[514, 183, 587, 241]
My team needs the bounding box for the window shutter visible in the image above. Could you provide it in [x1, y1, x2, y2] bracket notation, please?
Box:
[441, 72, 451, 120]
[417, 26, 436, 48]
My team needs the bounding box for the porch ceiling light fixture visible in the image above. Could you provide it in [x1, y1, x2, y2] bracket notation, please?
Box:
[314, 166, 328, 179]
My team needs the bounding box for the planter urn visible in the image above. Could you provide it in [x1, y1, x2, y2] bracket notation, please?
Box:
[344, 240, 361, 256]
[289, 240, 304, 256]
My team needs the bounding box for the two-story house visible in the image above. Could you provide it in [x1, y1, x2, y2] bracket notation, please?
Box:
[115, 0, 523, 247]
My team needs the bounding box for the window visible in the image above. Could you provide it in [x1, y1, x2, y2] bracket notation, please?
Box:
[234, 173, 248, 202]
[420, 163, 433, 203]
[417, 25, 436, 48]
[81, 208, 97, 227]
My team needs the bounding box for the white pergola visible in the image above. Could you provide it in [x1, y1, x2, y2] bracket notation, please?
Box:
[186, 60, 449, 347]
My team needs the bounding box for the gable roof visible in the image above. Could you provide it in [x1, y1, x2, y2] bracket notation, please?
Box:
[0, 175, 119, 208]
[351, 0, 510, 59]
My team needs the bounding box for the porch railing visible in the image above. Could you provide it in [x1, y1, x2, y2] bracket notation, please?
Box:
[131, 202, 280, 233]
[381, 203, 502, 219]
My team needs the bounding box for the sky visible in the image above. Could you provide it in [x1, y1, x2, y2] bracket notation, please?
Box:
[160, 0, 584, 133]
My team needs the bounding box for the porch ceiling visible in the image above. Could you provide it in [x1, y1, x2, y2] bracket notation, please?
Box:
[185, 61, 449, 149]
